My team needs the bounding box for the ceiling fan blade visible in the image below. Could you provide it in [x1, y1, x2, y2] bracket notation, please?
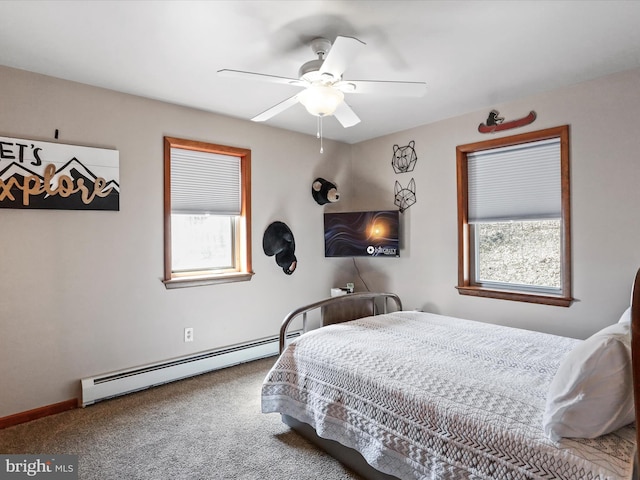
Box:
[333, 102, 360, 128]
[251, 94, 300, 122]
[218, 69, 306, 88]
[319, 36, 366, 80]
[337, 79, 427, 97]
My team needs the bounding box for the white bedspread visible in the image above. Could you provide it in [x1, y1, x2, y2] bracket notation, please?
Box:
[262, 311, 636, 480]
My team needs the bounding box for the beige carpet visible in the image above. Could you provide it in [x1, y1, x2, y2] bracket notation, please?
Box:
[0, 357, 363, 480]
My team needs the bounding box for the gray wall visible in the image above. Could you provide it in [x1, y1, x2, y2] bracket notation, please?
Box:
[349, 67, 640, 339]
[0, 66, 352, 417]
[1, 65, 639, 418]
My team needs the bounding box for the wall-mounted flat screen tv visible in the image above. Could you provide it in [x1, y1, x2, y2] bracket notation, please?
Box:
[324, 210, 400, 257]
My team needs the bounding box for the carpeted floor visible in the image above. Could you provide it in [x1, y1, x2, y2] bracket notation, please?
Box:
[0, 357, 363, 479]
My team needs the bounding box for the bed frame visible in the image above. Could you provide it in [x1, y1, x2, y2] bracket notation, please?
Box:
[279, 292, 403, 353]
[277, 273, 640, 480]
[633, 267, 640, 474]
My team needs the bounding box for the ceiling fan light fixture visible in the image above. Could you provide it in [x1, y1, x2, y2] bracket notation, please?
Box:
[298, 85, 344, 117]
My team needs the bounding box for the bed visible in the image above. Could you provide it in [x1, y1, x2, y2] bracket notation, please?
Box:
[262, 270, 640, 480]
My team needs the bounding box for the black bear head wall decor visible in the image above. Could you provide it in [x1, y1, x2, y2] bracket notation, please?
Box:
[391, 141, 418, 174]
[262, 221, 297, 275]
[311, 177, 340, 205]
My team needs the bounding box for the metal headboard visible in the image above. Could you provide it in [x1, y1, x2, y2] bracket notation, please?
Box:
[279, 292, 403, 353]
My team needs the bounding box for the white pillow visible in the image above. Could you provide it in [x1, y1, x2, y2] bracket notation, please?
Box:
[618, 306, 631, 324]
[542, 322, 634, 441]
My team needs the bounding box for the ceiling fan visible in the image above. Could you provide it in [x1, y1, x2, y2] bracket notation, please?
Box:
[218, 36, 427, 129]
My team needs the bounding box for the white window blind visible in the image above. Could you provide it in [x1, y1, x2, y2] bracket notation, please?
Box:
[468, 138, 561, 223]
[170, 148, 241, 215]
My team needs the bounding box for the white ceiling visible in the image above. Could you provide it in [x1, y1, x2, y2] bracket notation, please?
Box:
[1, 1, 640, 144]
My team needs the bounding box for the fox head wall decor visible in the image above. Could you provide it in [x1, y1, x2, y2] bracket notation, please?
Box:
[394, 178, 416, 213]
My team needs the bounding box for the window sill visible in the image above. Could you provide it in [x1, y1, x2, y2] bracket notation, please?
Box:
[455, 285, 573, 307]
[163, 272, 254, 289]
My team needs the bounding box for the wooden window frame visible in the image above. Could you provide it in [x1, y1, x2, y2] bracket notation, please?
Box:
[456, 125, 572, 306]
[163, 137, 253, 289]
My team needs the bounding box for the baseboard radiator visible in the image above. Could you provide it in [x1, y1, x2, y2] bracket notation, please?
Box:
[81, 331, 300, 407]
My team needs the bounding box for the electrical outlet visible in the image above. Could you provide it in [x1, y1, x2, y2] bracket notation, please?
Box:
[184, 327, 194, 342]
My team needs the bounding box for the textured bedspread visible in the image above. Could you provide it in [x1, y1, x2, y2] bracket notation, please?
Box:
[262, 311, 636, 480]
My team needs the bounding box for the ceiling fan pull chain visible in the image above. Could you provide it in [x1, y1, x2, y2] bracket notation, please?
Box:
[319, 116, 324, 154]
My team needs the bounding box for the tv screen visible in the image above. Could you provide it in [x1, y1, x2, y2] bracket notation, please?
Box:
[324, 210, 400, 257]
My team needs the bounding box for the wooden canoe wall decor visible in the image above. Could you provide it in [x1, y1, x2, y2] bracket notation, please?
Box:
[478, 110, 537, 133]
[0, 136, 119, 210]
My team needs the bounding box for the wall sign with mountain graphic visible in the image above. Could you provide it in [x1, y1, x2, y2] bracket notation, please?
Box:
[0, 136, 119, 210]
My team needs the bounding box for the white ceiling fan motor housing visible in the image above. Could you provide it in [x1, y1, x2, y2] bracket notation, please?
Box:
[299, 38, 336, 84]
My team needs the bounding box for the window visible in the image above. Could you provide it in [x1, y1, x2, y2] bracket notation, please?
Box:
[163, 137, 252, 288]
[456, 126, 572, 306]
